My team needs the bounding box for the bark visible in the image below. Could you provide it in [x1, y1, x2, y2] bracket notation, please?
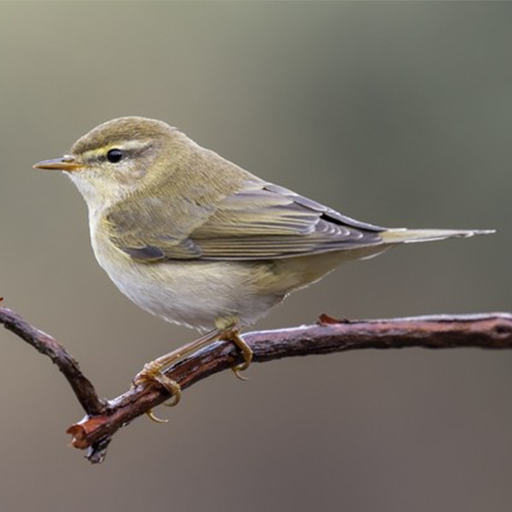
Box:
[1, 300, 511, 464]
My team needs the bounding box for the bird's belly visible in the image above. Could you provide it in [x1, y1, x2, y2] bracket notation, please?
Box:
[92, 239, 282, 331]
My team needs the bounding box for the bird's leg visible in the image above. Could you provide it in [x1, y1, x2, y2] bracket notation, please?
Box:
[133, 328, 222, 421]
[133, 323, 253, 422]
[212, 318, 253, 380]
[222, 329, 253, 381]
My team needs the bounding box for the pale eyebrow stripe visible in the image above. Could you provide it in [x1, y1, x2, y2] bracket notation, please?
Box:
[115, 140, 152, 151]
[81, 140, 152, 161]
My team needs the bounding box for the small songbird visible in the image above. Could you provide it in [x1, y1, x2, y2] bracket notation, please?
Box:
[34, 116, 493, 414]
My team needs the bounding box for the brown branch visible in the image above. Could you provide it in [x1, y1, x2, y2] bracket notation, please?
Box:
[1, 299, 512, 464]
[0, 304, 106, 416]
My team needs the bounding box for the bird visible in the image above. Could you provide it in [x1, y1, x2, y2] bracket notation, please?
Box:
[34, 116, 493, 418]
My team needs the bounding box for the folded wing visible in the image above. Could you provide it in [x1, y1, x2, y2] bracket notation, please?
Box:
[105, 180, 386, 262]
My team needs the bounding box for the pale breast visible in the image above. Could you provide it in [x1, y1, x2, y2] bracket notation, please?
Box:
[90, 218, 282, 330]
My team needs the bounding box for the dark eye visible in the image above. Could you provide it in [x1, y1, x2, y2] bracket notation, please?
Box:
[107, 148, 124, 163]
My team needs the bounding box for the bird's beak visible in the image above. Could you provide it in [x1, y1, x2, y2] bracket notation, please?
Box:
[33, 155, 85, 172]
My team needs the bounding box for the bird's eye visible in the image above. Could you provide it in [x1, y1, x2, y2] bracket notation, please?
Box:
[107, 148, 124, 163]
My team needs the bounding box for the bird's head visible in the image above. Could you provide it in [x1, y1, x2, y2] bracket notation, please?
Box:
[34, 116, 185, 206]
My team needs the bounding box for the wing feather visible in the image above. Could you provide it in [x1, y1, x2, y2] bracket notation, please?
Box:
[105, 180, 386, 261]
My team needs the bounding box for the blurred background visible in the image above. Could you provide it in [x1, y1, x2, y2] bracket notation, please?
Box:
[0, 3, 511, 511]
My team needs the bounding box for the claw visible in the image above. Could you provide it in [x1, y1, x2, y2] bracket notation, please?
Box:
[146, 409, 169, 424]
[133, 365, 182, 418]
[224, 330, 253, 381]
[133, 326, 252, 421]
[153, 372, 182, 407]
[232, 365, 250, 381]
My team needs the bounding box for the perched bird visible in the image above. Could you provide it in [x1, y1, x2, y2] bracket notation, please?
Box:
[34, 116, 492, 416]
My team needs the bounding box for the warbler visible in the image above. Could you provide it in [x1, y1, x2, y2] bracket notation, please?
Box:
[34, 116, 492, 414]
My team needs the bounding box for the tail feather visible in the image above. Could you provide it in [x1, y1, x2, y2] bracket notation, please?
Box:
[380, 228, 495, 245]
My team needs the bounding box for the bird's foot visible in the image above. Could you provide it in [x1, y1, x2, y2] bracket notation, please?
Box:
[222, 329, 253, 381]
[132, 326, 252, 422]
[132, 328, 224, 422]
[132, 361, 182, 423]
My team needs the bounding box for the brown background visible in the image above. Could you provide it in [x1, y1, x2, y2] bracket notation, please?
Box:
[0, 3, 511, 512]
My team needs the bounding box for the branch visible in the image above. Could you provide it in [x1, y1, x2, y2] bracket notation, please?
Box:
[0, 303, 106, 416]
[1, 298, 511, 463]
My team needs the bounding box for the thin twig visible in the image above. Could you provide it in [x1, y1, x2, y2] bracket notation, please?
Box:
[0, 304, 105, 415]
[1, 301, 511, 464]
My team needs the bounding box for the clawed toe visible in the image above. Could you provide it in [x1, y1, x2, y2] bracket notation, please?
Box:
[133, 364, 182, 422]
[231, 364, 250, 381]
[223, 330, 253, 381]
[132, 326, 253, 422]
[152, 372, 182, 407]
[146, 409, 169, 423]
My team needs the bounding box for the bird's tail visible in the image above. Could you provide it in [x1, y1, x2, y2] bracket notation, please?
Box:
[380, 228, 495, 245]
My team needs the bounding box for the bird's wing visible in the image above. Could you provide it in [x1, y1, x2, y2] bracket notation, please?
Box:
[104, 180, 386, 262]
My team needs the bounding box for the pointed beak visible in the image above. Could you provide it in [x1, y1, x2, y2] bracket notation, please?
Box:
[33, 156, 85, 172]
